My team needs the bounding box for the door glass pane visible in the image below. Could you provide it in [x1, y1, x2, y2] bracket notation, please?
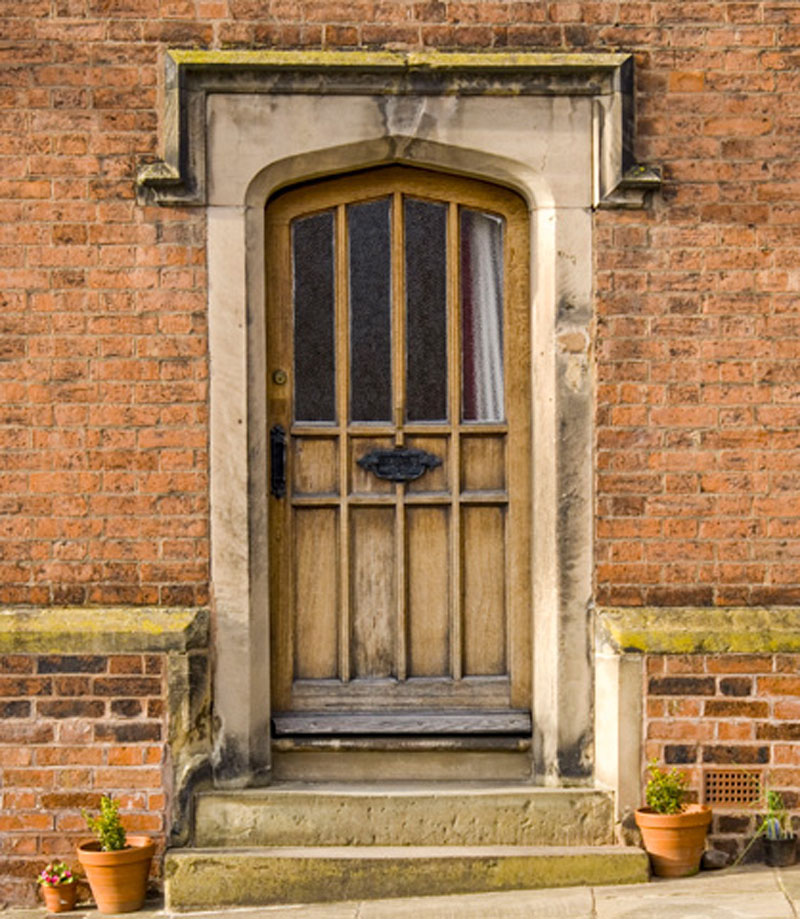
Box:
[293, 210, 335, 422]
[461, 209, 504, 423]
[349, 197, 392, 422]
[405, 197, 447, 422]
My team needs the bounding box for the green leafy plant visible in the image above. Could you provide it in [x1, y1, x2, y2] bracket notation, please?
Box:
[733, 787, 795, 866]
[644, 760, 688, 815]
[764, 789, 791, 841]
[37, 862, 75, 887]
[82, 794, 127, 851]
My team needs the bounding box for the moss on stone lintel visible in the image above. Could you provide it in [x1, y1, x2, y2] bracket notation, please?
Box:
[597, 606, 800, 655]
[0, 606, 209, 654]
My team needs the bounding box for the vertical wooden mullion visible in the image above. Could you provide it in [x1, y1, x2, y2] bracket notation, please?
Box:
[393, 189, 407, 682]
[505, 203, 532, 710]
[268, 211, 294, 709]
[448, 200, 463, 681]
[336, 202, 350, 683]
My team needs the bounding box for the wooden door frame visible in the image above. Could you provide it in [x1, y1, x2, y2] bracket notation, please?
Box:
[189, 53, 654, 788]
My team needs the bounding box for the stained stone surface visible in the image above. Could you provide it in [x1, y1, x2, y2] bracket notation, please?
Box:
[193, 785, 616, 848]
[163, 845, 648, 910]
[8, 865, 800, 919]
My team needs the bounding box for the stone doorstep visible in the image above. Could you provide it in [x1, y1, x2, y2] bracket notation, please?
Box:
[192, 785, 616, 848]
[163, 845, 650, 911]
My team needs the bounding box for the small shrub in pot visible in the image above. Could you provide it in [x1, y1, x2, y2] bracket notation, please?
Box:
[77, 795, 155, 913]
[634, 760, 712, 878]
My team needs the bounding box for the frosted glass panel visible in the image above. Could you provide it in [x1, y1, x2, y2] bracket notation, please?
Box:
[349, 197, 392, 422]
[293, 210, 335, 422]
[461, 209, 504, 423]
[405, 198, 448, 422]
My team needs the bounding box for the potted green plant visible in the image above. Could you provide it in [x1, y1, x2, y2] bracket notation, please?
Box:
[37, 861, 78, 913]
[77, 794, 155, 913]
[634, 760, 712, 877]
[735, 789, 797, 868]
[762, 790, 796, 866]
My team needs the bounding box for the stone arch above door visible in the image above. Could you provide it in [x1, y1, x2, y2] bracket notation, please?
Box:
[139, 50, 660, 787]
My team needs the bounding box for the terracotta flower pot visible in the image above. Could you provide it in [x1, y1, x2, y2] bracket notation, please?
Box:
[76, 836, 155, 913]
[635, 804, 712, 878]
[40, 882, 78, 913]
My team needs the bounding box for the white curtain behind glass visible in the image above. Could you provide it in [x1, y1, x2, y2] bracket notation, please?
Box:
[461, 209, 504, 422]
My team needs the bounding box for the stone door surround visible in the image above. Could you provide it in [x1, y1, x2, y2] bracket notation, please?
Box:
[140, 49, 659, 786]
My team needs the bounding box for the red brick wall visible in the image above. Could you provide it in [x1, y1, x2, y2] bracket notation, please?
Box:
[3, 3, 800, 604]
[0, 653, 168, 907]
[646, 653, 800, 860]
[595, 0, 800, 610]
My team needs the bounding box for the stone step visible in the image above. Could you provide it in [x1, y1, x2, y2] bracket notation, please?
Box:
[164, 845, 650, 911]
[193, 784, 616, 848]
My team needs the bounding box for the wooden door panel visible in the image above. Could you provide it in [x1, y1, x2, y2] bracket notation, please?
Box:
[290, 675, 514, 709]
[405, 435, 449, 493]
[267, 166, 531, 734]
[406, 505, 450, 678]
[462, 505, 506, 676]
[294, 507, 338, 679]
[351, 437, 395, 495]
[461, 435, 505, 492]
[351, 506, 396, 679]
[292, 437, 339, 496]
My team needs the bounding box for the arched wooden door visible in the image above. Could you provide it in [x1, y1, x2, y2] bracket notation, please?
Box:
[266, 166, 531, 738]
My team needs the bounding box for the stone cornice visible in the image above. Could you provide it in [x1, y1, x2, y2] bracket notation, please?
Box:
[596, 606, 800, 655]
[0, 606, 209, 654]
[137, 48, 660, 208]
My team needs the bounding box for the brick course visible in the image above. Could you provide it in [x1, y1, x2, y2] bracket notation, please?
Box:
[0, 653, 167, 907]
[646, 653, 800, 861]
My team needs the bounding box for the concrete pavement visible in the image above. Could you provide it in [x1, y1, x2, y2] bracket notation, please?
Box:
[8, 864, 800, 919]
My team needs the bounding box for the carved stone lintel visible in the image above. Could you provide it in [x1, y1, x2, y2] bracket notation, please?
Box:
[136, 49, 658, 208]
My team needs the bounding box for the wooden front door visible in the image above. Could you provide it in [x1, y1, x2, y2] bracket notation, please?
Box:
[266, 166, 531, 738]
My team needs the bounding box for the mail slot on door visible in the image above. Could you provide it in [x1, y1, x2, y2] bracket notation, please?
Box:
[356, 446, 442, 483]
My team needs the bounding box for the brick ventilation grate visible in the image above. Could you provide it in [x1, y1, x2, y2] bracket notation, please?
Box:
[704, 769, 762, 806]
